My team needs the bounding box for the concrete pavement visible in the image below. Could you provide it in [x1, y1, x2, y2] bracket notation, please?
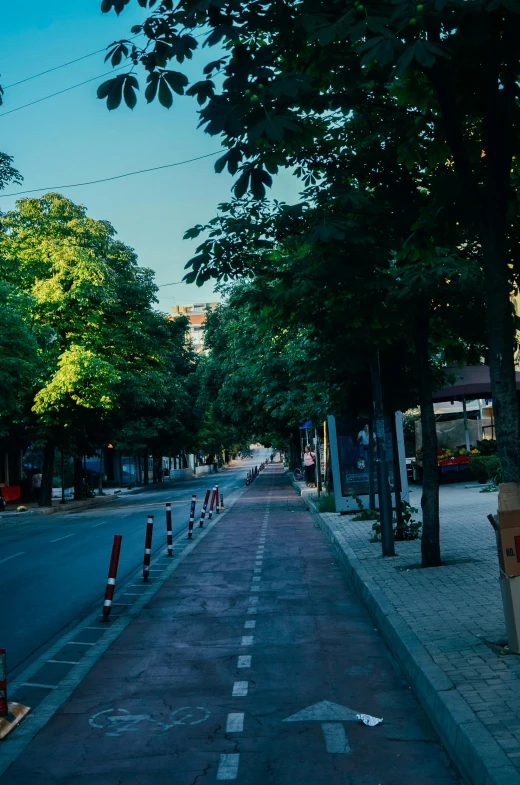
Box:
[1, 466, 459, 784]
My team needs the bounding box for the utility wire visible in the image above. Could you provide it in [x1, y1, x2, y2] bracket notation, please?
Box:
[0, 65, 129, 119]
[3, 34, 142, 90]
[158, 281, 186, 288]
[0, 150, 222, 198]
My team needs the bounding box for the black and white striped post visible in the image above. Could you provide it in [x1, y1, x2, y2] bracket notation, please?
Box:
[0, 649, 7, 718]
[166, 503, 173, 556]
[187, 494, 196, 539]
[220, 492, 225, 510]
[199, 489, 211, 527]
[142, 515, 154, 581]
[215, 483, 220, 514]
[208, 485, 217, 520]
[101, 534, 123, 621]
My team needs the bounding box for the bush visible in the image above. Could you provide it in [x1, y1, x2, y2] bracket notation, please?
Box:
[469, 455, 501, 484]
[317, 493, 336, 513]
[476, 439, 498, 456]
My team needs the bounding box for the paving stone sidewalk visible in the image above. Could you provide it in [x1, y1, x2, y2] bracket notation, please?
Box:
[300, 481, 520, 785]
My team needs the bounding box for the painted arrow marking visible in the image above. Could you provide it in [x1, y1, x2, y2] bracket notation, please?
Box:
[284, 701, 367, 755]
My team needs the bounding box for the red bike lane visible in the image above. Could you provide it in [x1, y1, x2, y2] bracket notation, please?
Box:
[1, 466, 459, 784]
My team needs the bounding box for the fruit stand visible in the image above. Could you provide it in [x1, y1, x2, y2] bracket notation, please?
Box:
[412, 447, 480, 483]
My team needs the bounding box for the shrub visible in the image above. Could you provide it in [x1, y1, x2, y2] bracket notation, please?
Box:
[476, 439, 498, 456]
[469, 455, 501, 484]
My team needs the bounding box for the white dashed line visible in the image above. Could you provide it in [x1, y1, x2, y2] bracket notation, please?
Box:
[248, 596, 258, 605]
[244, 620, 256, 629]
[247, 608, 257, 615]
[49, 534, 75, 543]
[226, 713, 244, 732]
[252, 576, 261, 582]
[217, 753, 240, 780]
[0, 552, 25, 565]
[241, 636, 254, 646]
[232, 681, 248, 696]
[238, 655, 251, 668]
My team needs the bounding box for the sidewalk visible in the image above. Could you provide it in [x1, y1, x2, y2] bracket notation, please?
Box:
[296, 480, 520, 785]
[0, 467, 458, 784]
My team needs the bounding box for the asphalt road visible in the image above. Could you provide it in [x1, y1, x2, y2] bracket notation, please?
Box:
[0, 450, 268, 677]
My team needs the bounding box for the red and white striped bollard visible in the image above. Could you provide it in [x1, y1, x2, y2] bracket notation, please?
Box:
[208, 485, 217, 520]
[187, 494, 196, 539]
[166, 503, 173, 556]
[215, 483, 220, 514]
[101, 534, 123, 622]
[199, 489, 211, 527]
[142, 515, 154, 581]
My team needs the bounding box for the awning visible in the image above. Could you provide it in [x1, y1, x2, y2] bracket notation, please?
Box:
[432, 365, 520, 402]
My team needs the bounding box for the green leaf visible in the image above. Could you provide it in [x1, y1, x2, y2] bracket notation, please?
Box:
[163, 70, 189, 96]
[123, 75, 139, 109]
[395, 46, 415, 76]
[145, 73, 159, 103]
[233, 170, 251, 199]
[158, 77, 173, 108]
[414, 40, 436, 68]
[97, 75, 126, 110]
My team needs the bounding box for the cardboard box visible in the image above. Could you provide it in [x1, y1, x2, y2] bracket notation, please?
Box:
[499, 510, 520, 531]
[498, 526, 520, 577]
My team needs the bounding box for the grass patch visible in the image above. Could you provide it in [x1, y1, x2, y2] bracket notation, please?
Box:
[316, 493, 336, 513]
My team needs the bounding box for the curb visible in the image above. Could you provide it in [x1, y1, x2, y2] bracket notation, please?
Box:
[0, 494, 120, 524]
[292, 479, 520, 785]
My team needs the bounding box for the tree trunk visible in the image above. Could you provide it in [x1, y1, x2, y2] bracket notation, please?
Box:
[416, 310, 441, 567]
[368, 415, 376, 511]
[482, 233, 520, 483]
[143, 450, 149, 485]
[73, 456, 83, 500]
[39, 440, 55, 507]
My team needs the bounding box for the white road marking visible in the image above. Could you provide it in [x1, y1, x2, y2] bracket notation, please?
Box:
[252, 576, 261, 582]
[232, 681, 248, 697]
[21, 682, 57, 690]
[217, 753, 240, 780]
[67, 641, 95, 646]
[48, 659, 78, 665]
[248, 596, 258, 605]
[238, 655, 251, 669]
[226, 713, 244, 732]
[254, 568, 262, 574]
[321, 723, 351, 753]
[0, 552, 25, 565]
[247, 608, 257, 615]
[241, 635, 254, 646]
[244, 620, 256, 629]
[90, 522, 106, 528]
[50, 534, 75, 543]
[251, 585, 260, 592]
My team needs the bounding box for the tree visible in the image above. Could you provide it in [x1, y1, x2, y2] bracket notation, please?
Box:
[99, 0, 520, 488]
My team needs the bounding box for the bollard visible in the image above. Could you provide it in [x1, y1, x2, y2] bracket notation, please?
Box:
[187, 494, 196, 539]
[166, 503, 173, 556]
[215, 484, 220, 514]
[0, 649, 7, 717]
[199, 489, 211, 527]
[142, 516, 154, 581]
[208, 485, 217, 519]
[101, 534, 123, 621]
[220, 492, 225, 510]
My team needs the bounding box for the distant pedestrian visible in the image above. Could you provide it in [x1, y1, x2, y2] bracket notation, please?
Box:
[32, 469, 42, 502]
[303, 447, 316, 487]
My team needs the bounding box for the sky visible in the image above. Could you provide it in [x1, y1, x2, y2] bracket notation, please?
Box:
[0, 1, 301, 313]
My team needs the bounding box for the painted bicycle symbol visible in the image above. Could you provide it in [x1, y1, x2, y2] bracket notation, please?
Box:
[88, 706, 211, 737]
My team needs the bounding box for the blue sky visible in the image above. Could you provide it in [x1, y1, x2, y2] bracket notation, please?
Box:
[1, 1, 300, 312]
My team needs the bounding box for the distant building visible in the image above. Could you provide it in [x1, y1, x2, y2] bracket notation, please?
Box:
[171, 302, 219, 352]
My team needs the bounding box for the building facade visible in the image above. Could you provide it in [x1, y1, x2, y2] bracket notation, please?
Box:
[171, 302, 219, 352]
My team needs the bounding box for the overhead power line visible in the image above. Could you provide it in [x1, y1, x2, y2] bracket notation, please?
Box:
[0, 64, 128, 119]
[158, 281, 186, 288]
[0, 150, 222, 198]
[3, 34, 142, 90]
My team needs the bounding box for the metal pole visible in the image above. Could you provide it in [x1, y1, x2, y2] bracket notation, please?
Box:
[187, 494, 196, 539]
[61, 451, 65, 505]
[142, 516, 154, 580]
[166, 503, 173, 556]
[220, 492, 225, 509]
[315, 428, 322, 496]
[215, 484, 220, 513]
[371, 353, 395, 557]
[101, 534, 123, 621]
[199, 489, 211, 527]
[463, 396, 471, 452]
